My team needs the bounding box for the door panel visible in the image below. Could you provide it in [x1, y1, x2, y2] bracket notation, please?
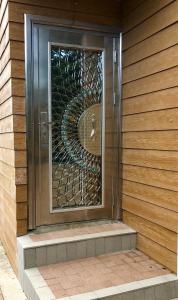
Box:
[31, 23, 120, 226]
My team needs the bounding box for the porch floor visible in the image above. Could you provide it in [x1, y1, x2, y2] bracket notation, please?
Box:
[38, 250, 170, 299]
[29, 222, 130, 243]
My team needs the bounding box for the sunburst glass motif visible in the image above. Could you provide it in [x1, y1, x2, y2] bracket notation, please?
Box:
[51, 45, 103, 209]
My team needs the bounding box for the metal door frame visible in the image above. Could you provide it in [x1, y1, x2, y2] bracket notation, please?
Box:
[25, 14, 122, 230]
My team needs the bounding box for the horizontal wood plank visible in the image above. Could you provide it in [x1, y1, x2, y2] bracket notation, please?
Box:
[0, 98, 13, 119]
[123, 180, 178, 213]
[123, 1, 178, 50]
[121, 0, 144, 17]
[11, 78, 25, 97]
[123, 23, 178, 67]
[17, 219, 27, 236]
[0, 24, 9, 57]
[16, 184, 27, 203]
[0, 147, 14, 166]
[12, 97, 25, 115]
[16, 202, 27, 220]
[0, 147, 26, 167]
[123, 66, 178, 99]
[9, 0, 120, 18]
[0, 0, 8, 25]
[10, 40, 24, 60]
[123, 211, 177, 253]
[123, 130, 178, 151]
[137, 234, 176, 272]
[8, 2, 120, 26]
[0, 42, 10, 73]
[0, 3, 8, 41]
[123, 44, 178, 83]
[123, 149, 178, 172]
[9, 22, 23, 41]
[14, 133, 26, 150]
[123, 107, 178, 132]
[123, 164, 178, 192]
[122, 87, 178, 115]
[122, 194, 178, 232]
[123, 0, 174, 33]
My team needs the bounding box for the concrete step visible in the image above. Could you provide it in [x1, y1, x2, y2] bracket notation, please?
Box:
[22, 250, 178, 300]
[17, 222, 136, 269]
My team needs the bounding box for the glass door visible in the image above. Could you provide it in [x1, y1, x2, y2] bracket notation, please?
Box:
[30, 22, 121, 226]
[50, 45, 103, 211]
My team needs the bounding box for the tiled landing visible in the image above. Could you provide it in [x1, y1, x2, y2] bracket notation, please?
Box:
[29, 222, 133, 242]
[23, 250, 178, 300]
[18, 222, 136, 269]
[39, 250, 170, 298]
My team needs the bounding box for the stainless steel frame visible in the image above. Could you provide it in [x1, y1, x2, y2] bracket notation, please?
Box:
[25, 14, 122, 229]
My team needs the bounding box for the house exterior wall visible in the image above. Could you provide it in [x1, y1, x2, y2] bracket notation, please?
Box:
[121, 0, 178, 273]
[0, 0, 120, 272]
[0, 0, 27, 273]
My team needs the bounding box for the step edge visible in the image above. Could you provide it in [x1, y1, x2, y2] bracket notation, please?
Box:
[18, 229, 136, 249]
[24, 268, 178, 300]
[57, 274, 178, 300]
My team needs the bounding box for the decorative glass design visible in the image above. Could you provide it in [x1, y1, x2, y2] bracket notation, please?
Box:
[50, 45, 103, 210]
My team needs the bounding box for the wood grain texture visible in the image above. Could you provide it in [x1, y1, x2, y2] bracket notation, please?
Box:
[123, 22, 178, 67]
[123, 1, 178, 50]
[123, 211, 177, 253]
[122, 194, 178, 232]
[123, 130, 178, 151]
[123, 149, 178, 172]
[123, 45, 178, 83]
[123, 164, 178, 192]
[121, 0, 144, 17]
[122, 87, 178, 115]
[122, 0, 178, 273]
[123, 0, 174, 33]
[123, 107, 178, 132]
[123, 66, 178, 99]
[8, 1, 120, 26]
[123, 180, 178, 213]
[137, 234, 177, 273]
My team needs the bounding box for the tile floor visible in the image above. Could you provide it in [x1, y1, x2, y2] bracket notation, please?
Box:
[39, 249, 171, 299]
[30, 223, 129, 242]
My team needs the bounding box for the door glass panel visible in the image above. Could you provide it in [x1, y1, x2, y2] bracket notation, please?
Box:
[50, 44, 104, 210]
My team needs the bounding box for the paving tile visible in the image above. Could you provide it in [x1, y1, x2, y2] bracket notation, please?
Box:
[30, 222, 133, 242]
[38, 249, 172, 299]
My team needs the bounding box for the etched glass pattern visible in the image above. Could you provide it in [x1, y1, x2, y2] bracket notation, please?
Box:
[50, 45, 103, 210]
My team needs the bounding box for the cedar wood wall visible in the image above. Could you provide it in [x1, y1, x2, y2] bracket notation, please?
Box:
[121, 0, 178, 273]
[0, 0, 120, 272]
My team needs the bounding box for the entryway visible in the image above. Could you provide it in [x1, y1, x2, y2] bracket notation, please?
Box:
[26, 15, 122, 228]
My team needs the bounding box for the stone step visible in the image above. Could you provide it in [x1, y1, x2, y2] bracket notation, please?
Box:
[22, 250, 178, 300]
[17, 222, 136, 269]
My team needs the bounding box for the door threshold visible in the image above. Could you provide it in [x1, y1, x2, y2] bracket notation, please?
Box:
[32, 219, 119, 234]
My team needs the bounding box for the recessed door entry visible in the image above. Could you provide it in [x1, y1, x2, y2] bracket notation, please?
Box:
[26, 17, 121, 227]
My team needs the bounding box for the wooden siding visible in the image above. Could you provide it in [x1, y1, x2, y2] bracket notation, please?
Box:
[121, 0, 178, 273]
[0, 0, 120, 272]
